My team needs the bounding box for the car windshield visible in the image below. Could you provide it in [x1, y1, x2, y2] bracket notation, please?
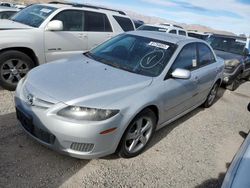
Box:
[206, 36, 246, 55]
[137, 25, 167, 33]
[86, 34, 177, 77]
[11, 5, 57, 27]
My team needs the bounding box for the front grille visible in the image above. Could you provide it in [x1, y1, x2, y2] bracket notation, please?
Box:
[70, 142, 94, 152]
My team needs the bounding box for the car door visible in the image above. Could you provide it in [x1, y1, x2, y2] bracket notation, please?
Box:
[195, 43, 219, 103]
[84, 11, 114, 50]
[160, 43, 200, 122]
[44, 10, 88, 62]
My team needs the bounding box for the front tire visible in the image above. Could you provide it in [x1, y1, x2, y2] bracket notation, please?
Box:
[0, 50, 34, 91]
[203, 82, 219, 108]
[226, 74, 241, 91]
[118, 109, 157, 158]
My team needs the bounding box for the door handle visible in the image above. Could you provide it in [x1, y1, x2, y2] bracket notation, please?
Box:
[78, 33, 87, 39]
[193, 76, 199, 84]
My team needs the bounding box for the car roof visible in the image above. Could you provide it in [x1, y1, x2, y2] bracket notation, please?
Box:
[128, 31, 203, 45]
[40, 3, 128, 16]
[142, 24, 186, 31]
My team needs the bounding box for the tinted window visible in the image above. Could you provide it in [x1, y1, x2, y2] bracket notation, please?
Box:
[12, 5, 56, 27]
[0, 11, 16, 19]
[53, 10, 84, 31]
[85, 11, 112, 32]
[113, 16, 134, 31]
[138, 25, 167, 32]
[88, 34, 177, 77]
[198, 43, 215, 66]
[171, 43, 197, 71]
[206, 36, 245, 55]
[169, 30, 177, 34]
[179, 30, 186, 36]
[188, 33, 208, 40]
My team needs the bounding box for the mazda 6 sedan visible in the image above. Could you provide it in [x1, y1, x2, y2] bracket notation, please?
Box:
[15, 31, 224, 159]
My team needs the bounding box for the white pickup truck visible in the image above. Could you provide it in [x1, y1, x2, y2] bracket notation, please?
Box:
[0, 2, 135, 90]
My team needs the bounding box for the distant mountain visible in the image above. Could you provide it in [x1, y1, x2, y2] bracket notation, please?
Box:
[127, 11, 236, 36]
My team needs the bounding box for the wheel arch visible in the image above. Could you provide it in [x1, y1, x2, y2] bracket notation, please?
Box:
[0, 47, 39, 67]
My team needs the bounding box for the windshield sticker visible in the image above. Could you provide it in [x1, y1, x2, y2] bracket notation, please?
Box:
[40, 8, 52, 13]
[140, 50, 165, 69]
[148, 41, 169, 50]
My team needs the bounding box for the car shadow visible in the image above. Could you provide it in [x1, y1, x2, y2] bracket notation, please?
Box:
[195, 162, 231, 188]
[0, 112, 89, 187]
[195, 172, 226, 188]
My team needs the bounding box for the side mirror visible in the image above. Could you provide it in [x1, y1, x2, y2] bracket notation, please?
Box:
[171, 68, 191, 79]
[46, 20, 63, 31]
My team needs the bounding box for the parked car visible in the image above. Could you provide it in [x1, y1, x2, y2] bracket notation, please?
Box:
[0, 2, 12, 7]
[137, 23, 188, 36]
[222, 104, 250, 188]
[0, 2, 135, 90]
[0, 6, 18, 19]
[13, 4, 26, 9]
[187, 31, 210, 40]
[206, 34, 250, 90]
[15, 31, 224, 159]
[133, 19, 144, 28]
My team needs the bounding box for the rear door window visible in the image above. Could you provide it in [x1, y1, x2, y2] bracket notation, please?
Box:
[84, 11, 112, 32]
[113, 16, 134, 31]
[179, 30, 186, 36]
[198, 43, 216, 67]
[169, 30, 177, 34]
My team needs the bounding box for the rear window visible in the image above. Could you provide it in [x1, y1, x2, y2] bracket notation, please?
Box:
[85, 11, 112, 32]
[113, 16, 134, 31]
[137, 25, 167, 32]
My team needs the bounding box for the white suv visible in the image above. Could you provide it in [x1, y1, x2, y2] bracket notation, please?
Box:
[137, 23, 188, 37]
[0, 2, 135, 90]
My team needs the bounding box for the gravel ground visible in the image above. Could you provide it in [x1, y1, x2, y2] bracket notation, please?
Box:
[0, 82, 250, 188]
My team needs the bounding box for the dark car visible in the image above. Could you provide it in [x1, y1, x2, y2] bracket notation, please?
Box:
[207, 35, 250, 91]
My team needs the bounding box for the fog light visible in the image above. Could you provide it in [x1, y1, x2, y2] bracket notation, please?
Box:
[224, 77, 229, 82]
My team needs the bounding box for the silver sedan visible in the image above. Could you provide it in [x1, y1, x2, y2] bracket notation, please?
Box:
[15, 31, 224, 159]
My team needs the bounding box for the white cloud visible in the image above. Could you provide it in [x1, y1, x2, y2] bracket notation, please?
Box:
[74, 0, 250, 35]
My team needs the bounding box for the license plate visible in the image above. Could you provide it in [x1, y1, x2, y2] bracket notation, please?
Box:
[16, 107, 34, 133]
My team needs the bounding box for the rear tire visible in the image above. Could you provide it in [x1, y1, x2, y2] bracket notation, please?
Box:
[118, 108, 157, 158]
[203, 82, 219, 108]
[0, 50, 34, 91]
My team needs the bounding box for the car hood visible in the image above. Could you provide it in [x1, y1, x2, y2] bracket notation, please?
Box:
[0, 19, 32, 30]
[214, 50, 243, 61]
[25, 55, 153, 108]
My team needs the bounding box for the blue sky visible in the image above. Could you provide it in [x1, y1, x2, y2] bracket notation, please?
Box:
[71, 0, 250, 35]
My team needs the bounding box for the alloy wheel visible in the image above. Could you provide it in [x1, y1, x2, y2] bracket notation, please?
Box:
[125, 117, 153, 154]
[0, 59, 29, 85]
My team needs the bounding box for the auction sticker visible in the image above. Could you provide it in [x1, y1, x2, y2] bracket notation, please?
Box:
[149, 41, 169, 50]
[40, 8, 52, 13]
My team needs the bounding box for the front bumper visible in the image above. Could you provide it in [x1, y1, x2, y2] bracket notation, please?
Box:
[14, 89, 124, 159]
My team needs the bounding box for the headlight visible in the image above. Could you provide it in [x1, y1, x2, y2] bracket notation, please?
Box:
[57, 106, 119, 121]
[224, 59, 240, 67]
